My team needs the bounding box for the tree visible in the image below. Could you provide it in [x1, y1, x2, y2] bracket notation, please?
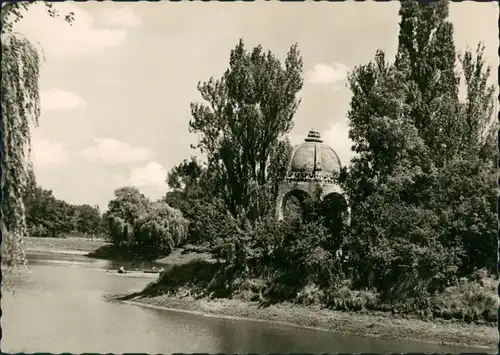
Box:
[189, 39, 303, 218]
[134, 201, 190, 257]
[23, 185, 105, 239]
[267, 137, 293, 196]
[343, 50, 432, 210]
[105, 187, 151, 246]
[166, 156, 218, 201]
[459, 43, 497, 162]
[394, 0, 462, 165]
[24, 187, 65, 237]
[103, 187, 189, 257]
[1, 2, 74, 267]
[342, 0, 497, 296]
[167, 157, 204, 192]
[1, 2, 74, 34]
[75, 204, 102, 236]
[165, 157, 224, 245]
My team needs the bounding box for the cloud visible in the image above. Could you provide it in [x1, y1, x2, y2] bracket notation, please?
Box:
[307, 63, 350, 86]
[321, 120, 356, 166]
[129, 161, 167, 188]
[40, 89, 85, 111]
[13, 3, 128, 58]
[97, 6, 142, 28]
[80, 138, 152, 164]
[31, 137, 68, 166]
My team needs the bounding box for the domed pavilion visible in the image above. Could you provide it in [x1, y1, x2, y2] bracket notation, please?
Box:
[276, 129, 349, 221]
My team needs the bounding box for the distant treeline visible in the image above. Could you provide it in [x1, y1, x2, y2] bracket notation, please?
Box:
[24, 186, 103, 238]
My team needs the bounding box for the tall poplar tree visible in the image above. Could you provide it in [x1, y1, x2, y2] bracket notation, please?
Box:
[189, 39, 303, 218]
[342, 0, 496, 295]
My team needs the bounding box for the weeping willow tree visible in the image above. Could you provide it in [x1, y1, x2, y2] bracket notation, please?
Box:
[1, 2, 74, 269]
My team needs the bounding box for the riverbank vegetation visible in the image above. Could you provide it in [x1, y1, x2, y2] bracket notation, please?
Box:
[95, 186, 190, 260]
[129, 258, 497, 326]
[125, 0, 497, 328]
[4, 0, 497, 334]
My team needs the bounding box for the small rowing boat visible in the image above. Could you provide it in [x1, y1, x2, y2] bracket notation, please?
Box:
[143, 269, 158, 274]
[143, 266, 158, 274]
[143, 267, 165, 275]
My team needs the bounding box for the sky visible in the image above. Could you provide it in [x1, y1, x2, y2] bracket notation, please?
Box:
[13, 1, 498, 211]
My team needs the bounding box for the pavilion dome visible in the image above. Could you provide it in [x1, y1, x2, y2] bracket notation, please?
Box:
[288, 130, 341, 178]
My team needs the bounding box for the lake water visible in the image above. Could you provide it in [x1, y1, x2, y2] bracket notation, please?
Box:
[1, 254, 493, 353]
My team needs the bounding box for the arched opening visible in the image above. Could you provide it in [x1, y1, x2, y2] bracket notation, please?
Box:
[323, 192, 348, 214]
[282, 189, 311, 221]
[321, 192, 349, 247]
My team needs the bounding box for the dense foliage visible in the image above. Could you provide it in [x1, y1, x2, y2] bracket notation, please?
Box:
[189, 39, 302, 219]
[104, 187, 189, 258]
[24, 186, 103, 238]
[341, 0, 496, 299]
[148, 0, 497, 323]
[164, 139, 293, 245]
[4, 0, 495, 324]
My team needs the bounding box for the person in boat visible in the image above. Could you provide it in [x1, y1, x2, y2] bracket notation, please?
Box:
[118, 266, 125, 274]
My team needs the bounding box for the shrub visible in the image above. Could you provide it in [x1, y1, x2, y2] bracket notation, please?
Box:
[345, 199, 462, 300]
[179, 198, 231, 246]
[296, 283, 324, 306]
[28, 224, 49, 238]
[430, 268, 498, 323]
[256, 218, 344, 302]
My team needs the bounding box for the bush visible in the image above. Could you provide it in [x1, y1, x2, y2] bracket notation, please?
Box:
[296, 283, 324, 306]
[246, 218, 343, 303]
[187, 198, 231, 246]
[345, 198, 462, 300]
[28, 224, 49, 238]
[324, 285, 379, 312]
[142, 259, 220, 298]
[430, 269, 498, 323]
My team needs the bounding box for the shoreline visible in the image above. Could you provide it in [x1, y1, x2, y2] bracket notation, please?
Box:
[24, 237, 213, 266]
[23, 237, 498, 351]
[24, 236, 109, 255]
[27, 249, 90, 256]
[120, 294, 497, 351]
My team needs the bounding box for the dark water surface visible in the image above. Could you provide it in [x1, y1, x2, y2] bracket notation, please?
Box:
[2, 254, 493, 353]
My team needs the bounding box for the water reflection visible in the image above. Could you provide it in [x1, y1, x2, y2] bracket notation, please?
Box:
[2, 255, 493, 353]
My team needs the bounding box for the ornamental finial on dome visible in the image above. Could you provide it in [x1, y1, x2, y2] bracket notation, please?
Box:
[304, 129, 323, 143]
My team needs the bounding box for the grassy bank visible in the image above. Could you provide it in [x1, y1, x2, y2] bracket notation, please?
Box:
[25, 235, 214, 267]
[155, 246, 215, 266]
[114, 258, 497, 350]
[24, 236, 110, 255]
